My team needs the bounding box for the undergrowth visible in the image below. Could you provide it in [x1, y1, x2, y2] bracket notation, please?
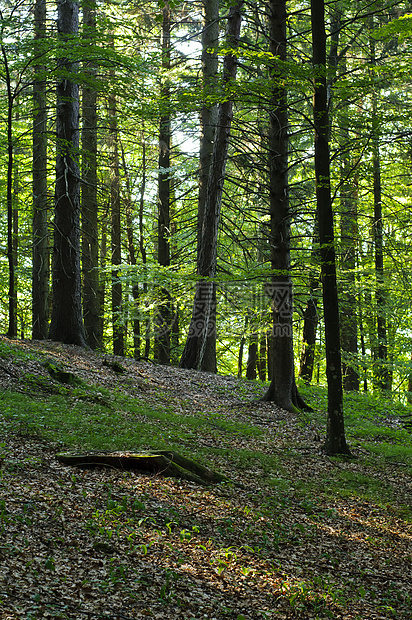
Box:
[0, 340, 411, 619]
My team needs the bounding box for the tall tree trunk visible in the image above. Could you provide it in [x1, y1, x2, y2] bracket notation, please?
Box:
[49, 0, 86, 346]
[246, 333, 258, 380]
[340, 139, 359, 391]
[156, 2, 172, 364]
[197, 0, 219, 372]
[311, 0, 350, 454]
[261, 0, 307, 412]
[407, 352, 412, 404]
[32, 0, 49, 340]
[98, 208, 108, 347]
[108, 91, 124, 356]
[121, 141, 140, 358]
[299, 224, 320, 384]
[300, 10, 339, 386]
[257, 334, 267, 382]
[81, 0, 101, 349]
[299, 289, 319, 383]
[180, 0, 243, 370]
[371, 90, 389, 390]
[329, 10, 359, 391]
[12, 111, 19, 336]
[358, 290, 368, 392]
[1, 40, 17, 339]
[139, 135, 150, 359]
[237, 324, 246, 379]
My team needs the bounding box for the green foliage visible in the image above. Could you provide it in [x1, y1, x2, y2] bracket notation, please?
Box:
[1, 0, 412, 396]
[1, 336, 412, 618]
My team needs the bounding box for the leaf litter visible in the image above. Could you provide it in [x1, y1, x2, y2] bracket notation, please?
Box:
[0, 338, 411, 619]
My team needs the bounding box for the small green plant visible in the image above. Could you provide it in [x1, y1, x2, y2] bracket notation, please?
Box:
[44, 556, 56, 572]
[159, 568, 179, 601]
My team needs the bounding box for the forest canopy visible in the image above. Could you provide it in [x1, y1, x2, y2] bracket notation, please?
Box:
[1, 0, 412, 409]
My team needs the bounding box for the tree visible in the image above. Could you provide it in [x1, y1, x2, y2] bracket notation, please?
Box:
[370, 31, 390, 391]
[180, 0, 243, 370]
[156, 1, 172, 364]
[197, 0, 220, 372]
[311, 0, 350, 454]
[32, 0, 49, 340]
[260, 0, 308, 411]
[299, 224, 320, 385]
[339, 125, 359, 391]
[81, 0, 101, 349]
[49, 0, 86, 347]
[1, 4, 20, 339]
[108, 90, 124, 356]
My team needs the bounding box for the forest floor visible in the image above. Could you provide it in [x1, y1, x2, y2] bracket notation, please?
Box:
[0, 337, 411, 620]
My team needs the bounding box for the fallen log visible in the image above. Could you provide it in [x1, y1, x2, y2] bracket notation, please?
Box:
[56, 450, 227, 486]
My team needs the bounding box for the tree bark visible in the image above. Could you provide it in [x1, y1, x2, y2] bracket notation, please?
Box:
[197, 0, 220, 372]
[98, 209, 108, 346]
[328, 11, 359, 392]
[120, 139, 142, 359]
[246, 332, 258, 380]
[81, 0, 101, 350]
[371, 88, 389, 391]
[108, 92, 124, 356]
[299, 285, 319, 383]
[180, 0, 243, 370]
[49, 0, 86, 346]
[311, 0, 350, 454]
[12, 108, 19, 337]
[156, 2, 172, 365]
[261, 0, 306, 412]
[32, 0, 49, 341]
[139, 135, 151, 359]
[340, 137, 359, 391]
[1, 38, 17, 339]
[299, 220, 320, 384]
[257, 334, 267, 381]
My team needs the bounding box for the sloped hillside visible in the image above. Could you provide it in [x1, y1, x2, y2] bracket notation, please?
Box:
[0, 337, 411, 620]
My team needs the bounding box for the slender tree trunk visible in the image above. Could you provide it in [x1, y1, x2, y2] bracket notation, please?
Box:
[261, 0, 307, 412]
[340, 142, 359, 391]
[108, 93, 124, 356]
[98, 208, 108, 347]
[49, 0, 86, 346]
[267, 330, 274, 381]
[407, 352, 412, 404]
[328, 11, 359, 391]
[299, 289, 319, 383]
[156, 2, 172, 364]
[1, 41, 17, 339]
[300, 10, 340, 386]
[359, 291, 368, 392]
[246, 333, 258, 380]
[12, 129, 19, 337]
[139, 135, 150, 359]
[237, 327, 246, 379]
[299, 224, 320, 384]
[257, 334, 267, 381]
[372, 96, 389, 390]
[81, 0, 101, 349]
[180, 0, 243, 370]
[121, 141, 140, 358]
[197, 0, 219, 372]
[32, 0, 49, 340]
[311, 0, 350, 454]
[368, 23, 389, 391]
